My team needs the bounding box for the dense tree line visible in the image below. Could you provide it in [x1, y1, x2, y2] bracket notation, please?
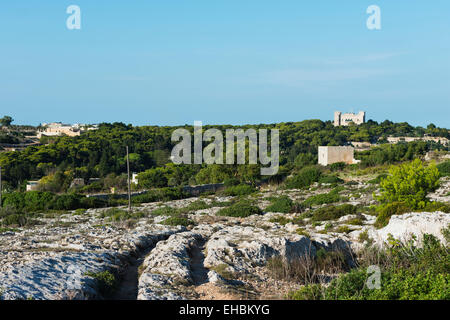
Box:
[0, 119, 448, 191]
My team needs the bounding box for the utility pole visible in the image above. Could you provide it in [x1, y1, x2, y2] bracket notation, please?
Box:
[126, 146, 131, 213]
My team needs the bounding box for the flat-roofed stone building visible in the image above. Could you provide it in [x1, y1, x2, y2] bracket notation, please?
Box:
[318, 146, 360, 166]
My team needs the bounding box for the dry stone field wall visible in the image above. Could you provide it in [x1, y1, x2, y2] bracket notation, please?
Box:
[0, 177, 449, 300]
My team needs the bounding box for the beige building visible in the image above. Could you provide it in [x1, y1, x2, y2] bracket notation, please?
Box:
[37, 122, 81, 138]
[318, 146, 360, 166]
[334, 111, 366, 126]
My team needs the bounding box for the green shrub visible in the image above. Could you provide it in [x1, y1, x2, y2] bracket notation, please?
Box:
[0, 205, 33, 227]
[49, 194, 82, 210]
[437, 160, 450, 176]
[217, 201, 262, 218]
[293, 268, 449, 300]
[346, 216, 365, 225]
[85, 270, 117, 297]
[286, 166, 322, 189]
[442, 226, 450, 243]
[422, 201, 450, 213]
[265, 195, 293, 213]
[358, 230, 370, 243]
[377, 159, 440, 209]
[329, 162, 346, 172]
[335, 225, 351, 234]
[223, 177, 241, 187]
[80, 197, 107, 209]
[303, 189, 341, 207]
[73, 208, 87, 215]
[312, 204, 357, 222]
[2, 213, 28, 227]
[296, 228, 310, 237]
[374, 202, 411, 228]
[318, 175, 344, 184]
[151, 206, 178, 216]
[100, 208, 131, 221]
[289, 235, 450, 300]
[179, 200, 211, 213]
[2, 191, 54, 211]
[162, 216, 193, 227]
[368, 173, 388, 184]
[269, 216, 291, 225]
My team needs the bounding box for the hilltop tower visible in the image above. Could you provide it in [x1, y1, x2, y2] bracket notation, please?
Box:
[334, 111, 366, 126]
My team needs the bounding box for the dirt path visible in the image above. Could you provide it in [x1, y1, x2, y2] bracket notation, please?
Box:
[111, 249, 150, 300]
[189, 239, 209, 286]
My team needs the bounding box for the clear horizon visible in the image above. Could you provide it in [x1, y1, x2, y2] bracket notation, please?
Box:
[1, 1, 449, 128]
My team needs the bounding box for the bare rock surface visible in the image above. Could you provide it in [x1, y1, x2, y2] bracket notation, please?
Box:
[0, 181, 448, 300]
[370, 211, 449, 246]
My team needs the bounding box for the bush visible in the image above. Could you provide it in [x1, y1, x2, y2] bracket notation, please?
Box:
[377, 159, 440, 209]
[368, 173, 388, 184]
[286, 166, 322, 189]
[179, 200, 211, 213]
[312, 204, 357, 222]
[0, 205, 33, 227]
[2, 191, 54, 211]
[329, 162, 346, 172]
[85, 270, 117, 298]
[162, 216, 193, 227]
[437, 160, 450, 176]
[303, 189, 341, 207]
[73, 208, 87, 215]
[375, 200, 450, 229]
[2, 213, 28, 227]
[151, 206, 178, 216]
[49, 194, 82, 210]
[267, 248, 349, 285]
[80, 197, 108, 209]
[289, 234, 450, 300]
[421, 201, 450, 213]
[217, 201, 262, 218]
[318, 175, 344, 184]
[374, 202, 411, 228]
[100, 208, 131, 221]
[265, 195, 293, 213]
[269, 216, 291, 225]
[224, 177, 240, 187]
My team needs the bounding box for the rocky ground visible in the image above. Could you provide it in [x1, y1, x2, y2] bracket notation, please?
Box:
[0, 177, 449, 300]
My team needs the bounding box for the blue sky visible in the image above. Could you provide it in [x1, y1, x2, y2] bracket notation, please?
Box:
[1, 1, 449, 127]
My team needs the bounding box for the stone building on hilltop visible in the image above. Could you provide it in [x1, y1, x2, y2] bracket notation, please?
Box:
[334, 111, 366, 126]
